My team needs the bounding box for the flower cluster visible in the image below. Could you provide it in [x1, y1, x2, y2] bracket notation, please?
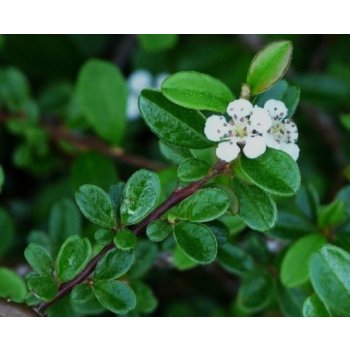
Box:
[204, 99, 299, 162]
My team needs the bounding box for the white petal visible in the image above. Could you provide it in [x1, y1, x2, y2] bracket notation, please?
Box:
[250, 106, 272, 132]
[227, 99, 253, 118]
[243, 136, 267, 159]
[216, 141, 240, 162]
[127, 94, 140, 120]
[280, 143, 300, 161]
[204, 115, 230, 142]
[264, 99, 288, 120]
[128, 70, 153, 94]
[154, 72, 169, 89]
[265, 133, 281, 149]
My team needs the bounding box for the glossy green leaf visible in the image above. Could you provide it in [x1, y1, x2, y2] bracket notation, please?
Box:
[93, 280, 136, 314]
[217, 243, 254, 276]
[318, 200, 346, 229]
[0, 268, 27, 303]
[26, 272, 57, 301]
[309, 245, 350, 315]
[77, 59, 127, 144]
[205, 220, 229, 247]
[303, 294, 330, 317]
[238, 148, 301, 197]
[94, 228, 114, 245]
[172, 244, 198, 270]
[120, 169, 161, 225]
[177, 158, 210, 182]
[130, 281, 158, 314]
[75, 184, 116, 228]
[161, 71, 234, 112]
[146, 219, 172, 242]
[159, 141, 192, 165]
[233, 179, 277, 232]
[24, 243, 53, 275]
[247, 41, 293, 95]
[94, 248, 134, 281]
[138, 34, 178, 52]
[56, 235, 92, 282]
[71, 284, 92, 304]
[176, 188, 230, 223]
[281, 234, 326, 288]
[114, 229, 137, 251]
[173, 222, 217, 264]
[0, 208, 15, 258]
[139, 90, 212, 149]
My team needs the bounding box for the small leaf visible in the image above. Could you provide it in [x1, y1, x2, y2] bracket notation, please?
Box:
[177, 158, 210, 182]
[238, 148, 301, 197]
[303, 294, 330, 317]
[280, 234, 326, 288]
[120, 170, 161, 225]
[0, 268, 27, 303]
[233, 179, 277, 232]
[56, 235, 92, 282]
[75, 185, 116, 228]
[172, 244, 198, 270]
[114, 229, 137, 251]
[146, 219, 172, 242]
[71, 284, 92, 304]
[139, 90, 212, 149]
[173, 222, 217, 264]
[94, 248, 134, 281]
[317, 200, 346, 229]
[93, 280, 136, 314]
[77, 59, 127, 144]
[176, 188, 230, 223]
[130, 281, 158, 314]
[161, 71, 234, 112]
[247, 41, 293, 95]
[159, 141, 192, 165]
[138, 34, 177, 52]
[94, 228, 114, 245]
[205, 220, 229, 247]
[26, 272, 57, 301]
[24, 243, 53, 275]
[309, 244, 350, 315]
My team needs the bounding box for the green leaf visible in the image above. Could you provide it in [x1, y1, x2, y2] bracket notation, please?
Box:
[139, 90, 212, 149]
[177, 158, 210, 182]
[146, 219, 172, 242]
[26, 272, 57, 301]
[175, 188, 230, 223]
[309, 244, 350, 315]
[0, 268, 27, 303]
[77, 59, 127, 144]
[276, 285, 307, 317]
[120, 170, 161, 225]
[205, 220, 229, 247]
[296, 183, 319, 221]
[130, 281, 158, 314]
[94, 248, 134, 281]
[71, 284, 92, 304]
[238, 270, 274, 313]
[159, 141, 192, 165]
[114, 229, 137, 251]
[0, 208, 15, 258]
[138, 34, 178, 52]
[70, 152, 118, 191]
[172, 244, 198, 270]
[56, 235, 92, 282]
[233, 179, 277, 232]
[24, 243, 53, 275]
[238, 148, 301, 197]
[303, 294, 330, 317]
[75, 184, 116, 228]
[93, 280, 136, 314]
[217, 243, 254, 276]
[94, 228, 114, 245]
[281, 234, 326, 288]
[255, 80, 300, 119]
[247, 41, 293, 95]
[109, 182, 125, 219]
[173, 222, 217, 264]
[317, 200, 346, 229]
[161, 71, 234, 112]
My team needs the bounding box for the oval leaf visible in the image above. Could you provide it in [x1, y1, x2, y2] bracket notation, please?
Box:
[120, 170, 161, 225]
[56, 235, 92, 282]
[0, 268, 27, 303]
[177, 158, 210, 182]
[247, 41, 293, 95]
[26, 272, 57, 301]
[114, 229, 137, 251]
[176, 188, 230, 223]
[281, 234, 326, 288]
[24, 243, 53, 275]
[161, 71, 234, 112]
[238, 148, 301, 197]
[93, 280, 136, 314]
[139, 90, 212, 149]
[75, 184, 116, 228]
[146, 219, 172, 242]
[173, 222, 217, 264]
[303, 294, 330, 317]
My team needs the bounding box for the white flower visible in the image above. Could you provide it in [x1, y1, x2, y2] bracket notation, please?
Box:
[264, 99, 300, 161]
[204, 99, 272, 162]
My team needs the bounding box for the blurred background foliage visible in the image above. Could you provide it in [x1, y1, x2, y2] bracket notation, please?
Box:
[0, 34, 350, 316]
